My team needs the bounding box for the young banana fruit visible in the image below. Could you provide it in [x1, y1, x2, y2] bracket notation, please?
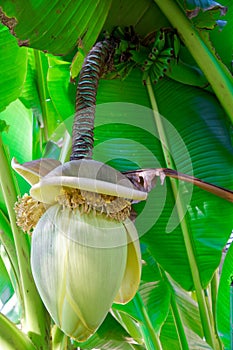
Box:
[142, 29, 208, 88]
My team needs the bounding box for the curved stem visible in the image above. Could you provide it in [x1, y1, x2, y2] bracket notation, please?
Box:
[0, 136, 50, 349]
[153, 0, 233, 122]
[211, 272, 223, 348]
[133, 293, 163, 350]
[70, 40, 115, 160]
[34, 50, 49, 142]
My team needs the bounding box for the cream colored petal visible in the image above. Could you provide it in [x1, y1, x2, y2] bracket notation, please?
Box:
[114, 219, 141, 304]
[11, 157, 61, 185]
[31, 205, 128, 342]
[30, 159, 147, 204]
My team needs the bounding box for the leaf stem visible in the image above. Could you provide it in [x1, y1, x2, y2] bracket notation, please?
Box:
[230, 279, 233, 350]
[0, 209, 20, 283]
[0, 136, 50, 348]
[210, 272, 223, 348]
[146, 78, 174, 169]
[146, 78, 216, 348]
[134, 293, 163, 350]
[0, 313, 36, 350]
[211, 272, 218, 320]
[170, 292, 189, 350]
[51, 325, 68, 350]
[34, 50, 49, 142]
[152, 0, 233, 122]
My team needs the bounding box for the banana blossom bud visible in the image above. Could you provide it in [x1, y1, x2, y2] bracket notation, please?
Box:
[12, 158, 147, 342]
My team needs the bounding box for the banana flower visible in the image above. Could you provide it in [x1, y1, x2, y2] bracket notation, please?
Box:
[12, 158, 147, 342]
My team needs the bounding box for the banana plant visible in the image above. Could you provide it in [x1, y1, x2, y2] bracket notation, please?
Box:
[0, 0, 232, 349]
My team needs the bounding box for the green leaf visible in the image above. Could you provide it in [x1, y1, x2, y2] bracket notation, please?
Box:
[111, 308, 143, 345]
[0, 99, 32, 213]
[0, 23, 27, 111]
[147, 79, 233, 290]
[160, 309, 212, 350]
[104, 0, 170, 38]
[139, 246, 171, 332]
[70, 48, 85, 79]
[1, 0, 112, 54]
[216, 244, 233, 349]
[74, 313, 141, 349]
[47, 56, 75, 121]
[0, 313, 37, 350]
[20, 48, 62, 145]
[19, 48, 41, 110]
[88, 70, 233, 292]
[1, 99, 32, 163]
[112, 245, 203, 347]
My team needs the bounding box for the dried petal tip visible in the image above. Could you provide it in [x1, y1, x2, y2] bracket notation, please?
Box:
[14, 194, 46, 233]
[11, 157, 61, 185]
[30, 159, 147, 204]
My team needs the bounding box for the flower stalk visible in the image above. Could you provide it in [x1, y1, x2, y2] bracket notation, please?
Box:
[70, 40, 115, 160]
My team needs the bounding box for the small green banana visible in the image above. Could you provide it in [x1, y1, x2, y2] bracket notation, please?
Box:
[151, 47, 159, 55]
[152, 29, 166, 52]
[152, 30, 162, 50]
[151, 63, 164, 82]
[142, 70, 149, 84]
[142, 59, 154, 72]
[156, 60, 169, 73]
[159, 48, 174, 57]
[157, 55, 171, 66]
[157, 30, 166, 52]
[148, 52, 157, 61]
[149, 70, 159, 84]
[173, 33, 181, 58]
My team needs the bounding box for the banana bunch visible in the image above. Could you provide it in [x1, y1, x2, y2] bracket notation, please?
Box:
[142, 30, 208, 88]
[142, 30, 175, 84]
[104, 26, 141, 80]
[12, 158, 147, 342]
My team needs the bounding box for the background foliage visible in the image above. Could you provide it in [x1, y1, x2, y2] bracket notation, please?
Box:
[0, 0, 232, 349]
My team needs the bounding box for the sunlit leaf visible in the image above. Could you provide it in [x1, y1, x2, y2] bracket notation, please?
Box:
[47, 56, 75, 121]
[0, 23, 27, 111]
[0, 99, 32, 201]
[1, 0, 112, 54]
